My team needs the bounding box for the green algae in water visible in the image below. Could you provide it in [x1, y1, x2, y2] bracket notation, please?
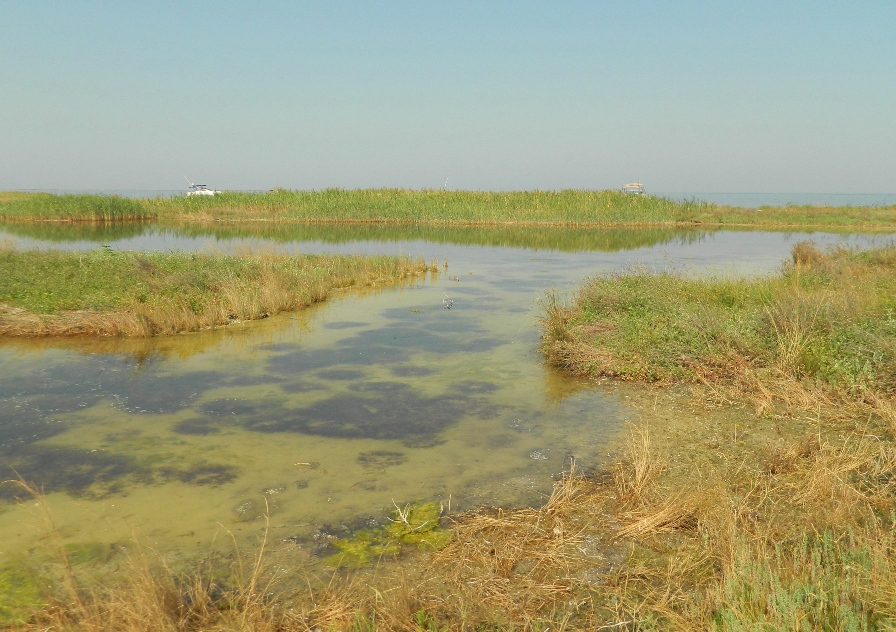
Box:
[63, 541, 117, 566]
[327, 501, 451, 568]
[0, 567, 44, 624]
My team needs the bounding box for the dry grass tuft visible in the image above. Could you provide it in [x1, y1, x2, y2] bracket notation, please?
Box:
[612, 425, 664, 505]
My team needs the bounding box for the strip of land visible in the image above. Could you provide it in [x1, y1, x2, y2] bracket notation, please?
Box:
[0, 248, 436, 336]
[2, 190, 896, 229]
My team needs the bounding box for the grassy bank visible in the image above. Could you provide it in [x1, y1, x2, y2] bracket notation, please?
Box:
[0, 194, 154, 221]
[4, 189, 895, 228]
[542, 242, 896, 414]
[529, 242, 896, 628]
[0, 248, 436, 336]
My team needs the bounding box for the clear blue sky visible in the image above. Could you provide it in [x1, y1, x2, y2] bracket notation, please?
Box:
[1, 1, 894, 193]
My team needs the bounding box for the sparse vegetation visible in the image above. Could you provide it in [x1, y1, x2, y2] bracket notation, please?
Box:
[0, 247, 437, 336]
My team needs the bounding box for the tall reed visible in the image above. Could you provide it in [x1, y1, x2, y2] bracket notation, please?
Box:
[0, 194, 154, 221]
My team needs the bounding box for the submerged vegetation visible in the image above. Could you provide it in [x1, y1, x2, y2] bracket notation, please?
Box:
[0, 247, 436, 336]
[328, 501, 451, 568]
[3, 189, 895, 228]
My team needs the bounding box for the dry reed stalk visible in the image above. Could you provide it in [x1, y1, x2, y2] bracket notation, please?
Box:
[612, 425, 664, 505]
[428, 474, 598, 623]
[616, 492, 700, 540]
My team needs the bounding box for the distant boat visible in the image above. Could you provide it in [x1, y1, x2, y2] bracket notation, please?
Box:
[184, 176, 220, 196]
[622, 182, 645, 195]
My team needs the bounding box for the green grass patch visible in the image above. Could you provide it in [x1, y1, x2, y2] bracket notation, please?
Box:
[0, 247, 434, 336]
[541, 242, 896, 408]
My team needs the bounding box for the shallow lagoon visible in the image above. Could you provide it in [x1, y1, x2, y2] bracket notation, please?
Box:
[0, 224, 889, 570]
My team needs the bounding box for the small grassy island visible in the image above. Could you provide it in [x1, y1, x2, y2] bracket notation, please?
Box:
[2, 189, 896, 229]
[0, 247, 436, 336]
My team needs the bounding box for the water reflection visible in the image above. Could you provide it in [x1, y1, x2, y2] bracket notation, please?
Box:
[1, 221, 706, 253]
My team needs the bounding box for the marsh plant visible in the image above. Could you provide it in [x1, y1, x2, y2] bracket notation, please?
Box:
[5, 189, 896, 229]
[0, 193, 153, 222]
[0, 246, 437, 336]
[540, 242, 896, 417]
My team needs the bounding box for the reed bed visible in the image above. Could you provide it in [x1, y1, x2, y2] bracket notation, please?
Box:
[0, 247, 436, 337]
[143, 189, 709, 226]
[0, 194, 154, 222]
[4, 190, 896, 229]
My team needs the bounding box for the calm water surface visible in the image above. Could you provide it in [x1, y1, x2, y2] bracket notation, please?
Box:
[0, 225, 890, 568]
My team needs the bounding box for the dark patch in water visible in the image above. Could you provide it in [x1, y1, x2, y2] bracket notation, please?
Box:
[324, 321, 369, 329]
[279, 381, 326, 394]
[0, 401, 70, 448]
[112, 371, 223, 414]
[198, 399, 260, 416]
[158, 464, 238, 486]
[317, 369, 365, 381]
[0, 443, 239, 501]
[173, 418, 221, 435]
[0, 357, 231, 417]
[0, 446, 137, 501]
[240, 389, 473, 440]
[12, 392, 103, 415]
[357, 450, 407, 469]
[450, 381, 500, 395]
[390, 365, 437, 377]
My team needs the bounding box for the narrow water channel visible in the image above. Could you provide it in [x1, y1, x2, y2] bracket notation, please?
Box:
[0, 224, 887, 570]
